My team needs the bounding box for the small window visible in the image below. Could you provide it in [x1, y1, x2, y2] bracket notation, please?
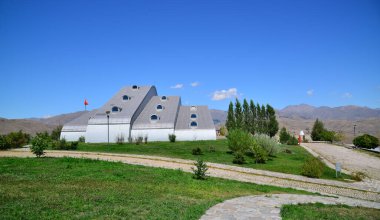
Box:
[156, 104, 163, 111]
[161, 96, 167, 101]
[112, 106, 119, 112]
[190, 106, 197, 111]
[123, 95, 130, 100]
[190, 121, 198, 128]
[150, 114, 159, 122]
[190, 113, 197, 119]
[132, 85, 139, 90]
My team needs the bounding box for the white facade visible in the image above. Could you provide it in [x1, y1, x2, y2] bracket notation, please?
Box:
[61, 85, 216, 143]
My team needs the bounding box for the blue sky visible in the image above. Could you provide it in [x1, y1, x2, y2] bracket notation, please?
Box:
[1, 0, 379, 118]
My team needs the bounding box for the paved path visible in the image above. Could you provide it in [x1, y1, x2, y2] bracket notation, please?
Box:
[1, 150, 380, 202]
[301, 143, 380, 180]
[201, 194, 380, 220]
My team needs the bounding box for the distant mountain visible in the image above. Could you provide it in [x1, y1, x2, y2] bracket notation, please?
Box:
[279, 104, 380, 120]
[29, 111, 88, 126]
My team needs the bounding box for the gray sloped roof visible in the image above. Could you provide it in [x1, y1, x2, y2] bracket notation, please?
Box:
[175, 106, 215, 130]
[132, 96, 181, 129]
[62, 110, 97, 132]
[88, 85, 157, 124]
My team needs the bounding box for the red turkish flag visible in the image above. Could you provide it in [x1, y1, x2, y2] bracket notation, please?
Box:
[84, 99, 88, 106]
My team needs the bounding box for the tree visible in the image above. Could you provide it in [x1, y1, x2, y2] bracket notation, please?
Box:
[353, 134, 379, 149]
[242, 99, 250, 132]
[266, 104, 279, 137]
[249, 100, 256, 135]
[31, 134, 49, 157]
[227, 129, 253, 153]
[235, 99, 243, 128]
[279, 127, 290, 144]
[260, 105, 267, 134]
[226, 101, 235, 131]
[256, 103, 262, 133]
[311, 119, 325, 141]
[51, 125, 62, 141]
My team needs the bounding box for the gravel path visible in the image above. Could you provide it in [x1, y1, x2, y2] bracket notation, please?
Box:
[1, 150, 380, 202]
[200, 194, 380, 220]
[301, 143, 380, 180]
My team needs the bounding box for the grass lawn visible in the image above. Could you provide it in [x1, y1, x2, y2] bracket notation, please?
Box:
[74, 140, 351, 180]
[281, 202, 380, 220]
[0, 157, 309, 219]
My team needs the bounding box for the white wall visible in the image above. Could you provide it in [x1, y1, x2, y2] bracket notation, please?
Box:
[85, 124, 130, 143]
[131, 129, 174, 142]
[175, 129, 217, 141]
[60, 131, 86, 142]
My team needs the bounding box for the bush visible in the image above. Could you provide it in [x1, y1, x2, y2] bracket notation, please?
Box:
[52, 138, 78, 150]
[192, 158, 208, 180]
[301, 157, 324, 178]
[351, 171, 367, 181]
[279, 127, 291, 144]
[192, 147, 203, 155]
[116, 135, 125, 145]
[219, 125, 227, 136]
[31, 134, 49, 157]
[0, 135, 11, 150]
[287, 136, 299, 145]
[78, 136, 85, 143]
[134, 136, 143, 145]
[321, 130, 336, 143]
[168, 134, 176, 143]
[250, 144, 268, 164]
[227, 129, 253, 153]
[69, 141, 78, 150]
[209, 146, 216, 152]
[3, 130, 31, 149]
[253, 134, 280, 157]
[353, 134, 379, 149]
[50, 126, 62, 141]
[232, 152, 246, 164]
[144, 136, 148, 144]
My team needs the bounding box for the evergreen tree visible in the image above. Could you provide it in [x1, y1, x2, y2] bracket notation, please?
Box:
[249, 100, 256, 135]
[226, 101, 235, 132]
[242, 99, 250, 132]
[266, 104, 279, 137]
[279, 127, 290, 144]
[261, 104, 267, 134]
[256, 103, 262, 133]
[311, 119, 325, 141]
[235, 99, 243, 128]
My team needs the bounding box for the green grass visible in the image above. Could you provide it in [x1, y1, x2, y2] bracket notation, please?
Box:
[281, 202, 380, 220]
[74, 140, 350, 180]
[0, 157, 309, 219]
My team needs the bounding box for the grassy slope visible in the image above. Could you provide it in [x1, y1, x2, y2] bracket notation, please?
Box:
[0, 157, 307, 220]
[281, 203, 380, 220]
[75, 140, 350, 180]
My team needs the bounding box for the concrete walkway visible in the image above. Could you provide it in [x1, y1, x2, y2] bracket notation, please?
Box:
[1, 149, 380, 202]
[301, 143, 380, 180]
[201, 194, 380, 220]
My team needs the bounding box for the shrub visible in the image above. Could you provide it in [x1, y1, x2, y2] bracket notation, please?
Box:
[321, 130, 336, 143]
[284, 148, 293, 154]
[69, 141, 78, 150]
[209, 146, 216, 152]
[253, 134, 280, 157]
[134, 136, 143, 145]
[250, 144, 268, 164]
[227, 129, 253, 153]
[301, 157, 324, 178]
[287, 136, 299, 145]
[116, 135, 125, 145]
[5, 130, 31, 148]
[279, 127, 290, 144]
[219, 125, 227, 136]
[31, 134, 49, 157]
[50, 126, 62, 141]
[168, 134, 176, 143]
[78, 136, 85, 143]
[192, 147, 203, 155]
[232, 152, 246, 164]
[0, 135, 11, 150]
[52, 139, 78, 150]
[351, 171, 367, 181]
[353, 134, 379, 149]
[192, 158, 208, 180]
[144, 136, 148, 144]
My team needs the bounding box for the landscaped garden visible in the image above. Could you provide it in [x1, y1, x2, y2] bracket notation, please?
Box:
[0, 157, 308, 219]
[74, 139, 351, 180]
